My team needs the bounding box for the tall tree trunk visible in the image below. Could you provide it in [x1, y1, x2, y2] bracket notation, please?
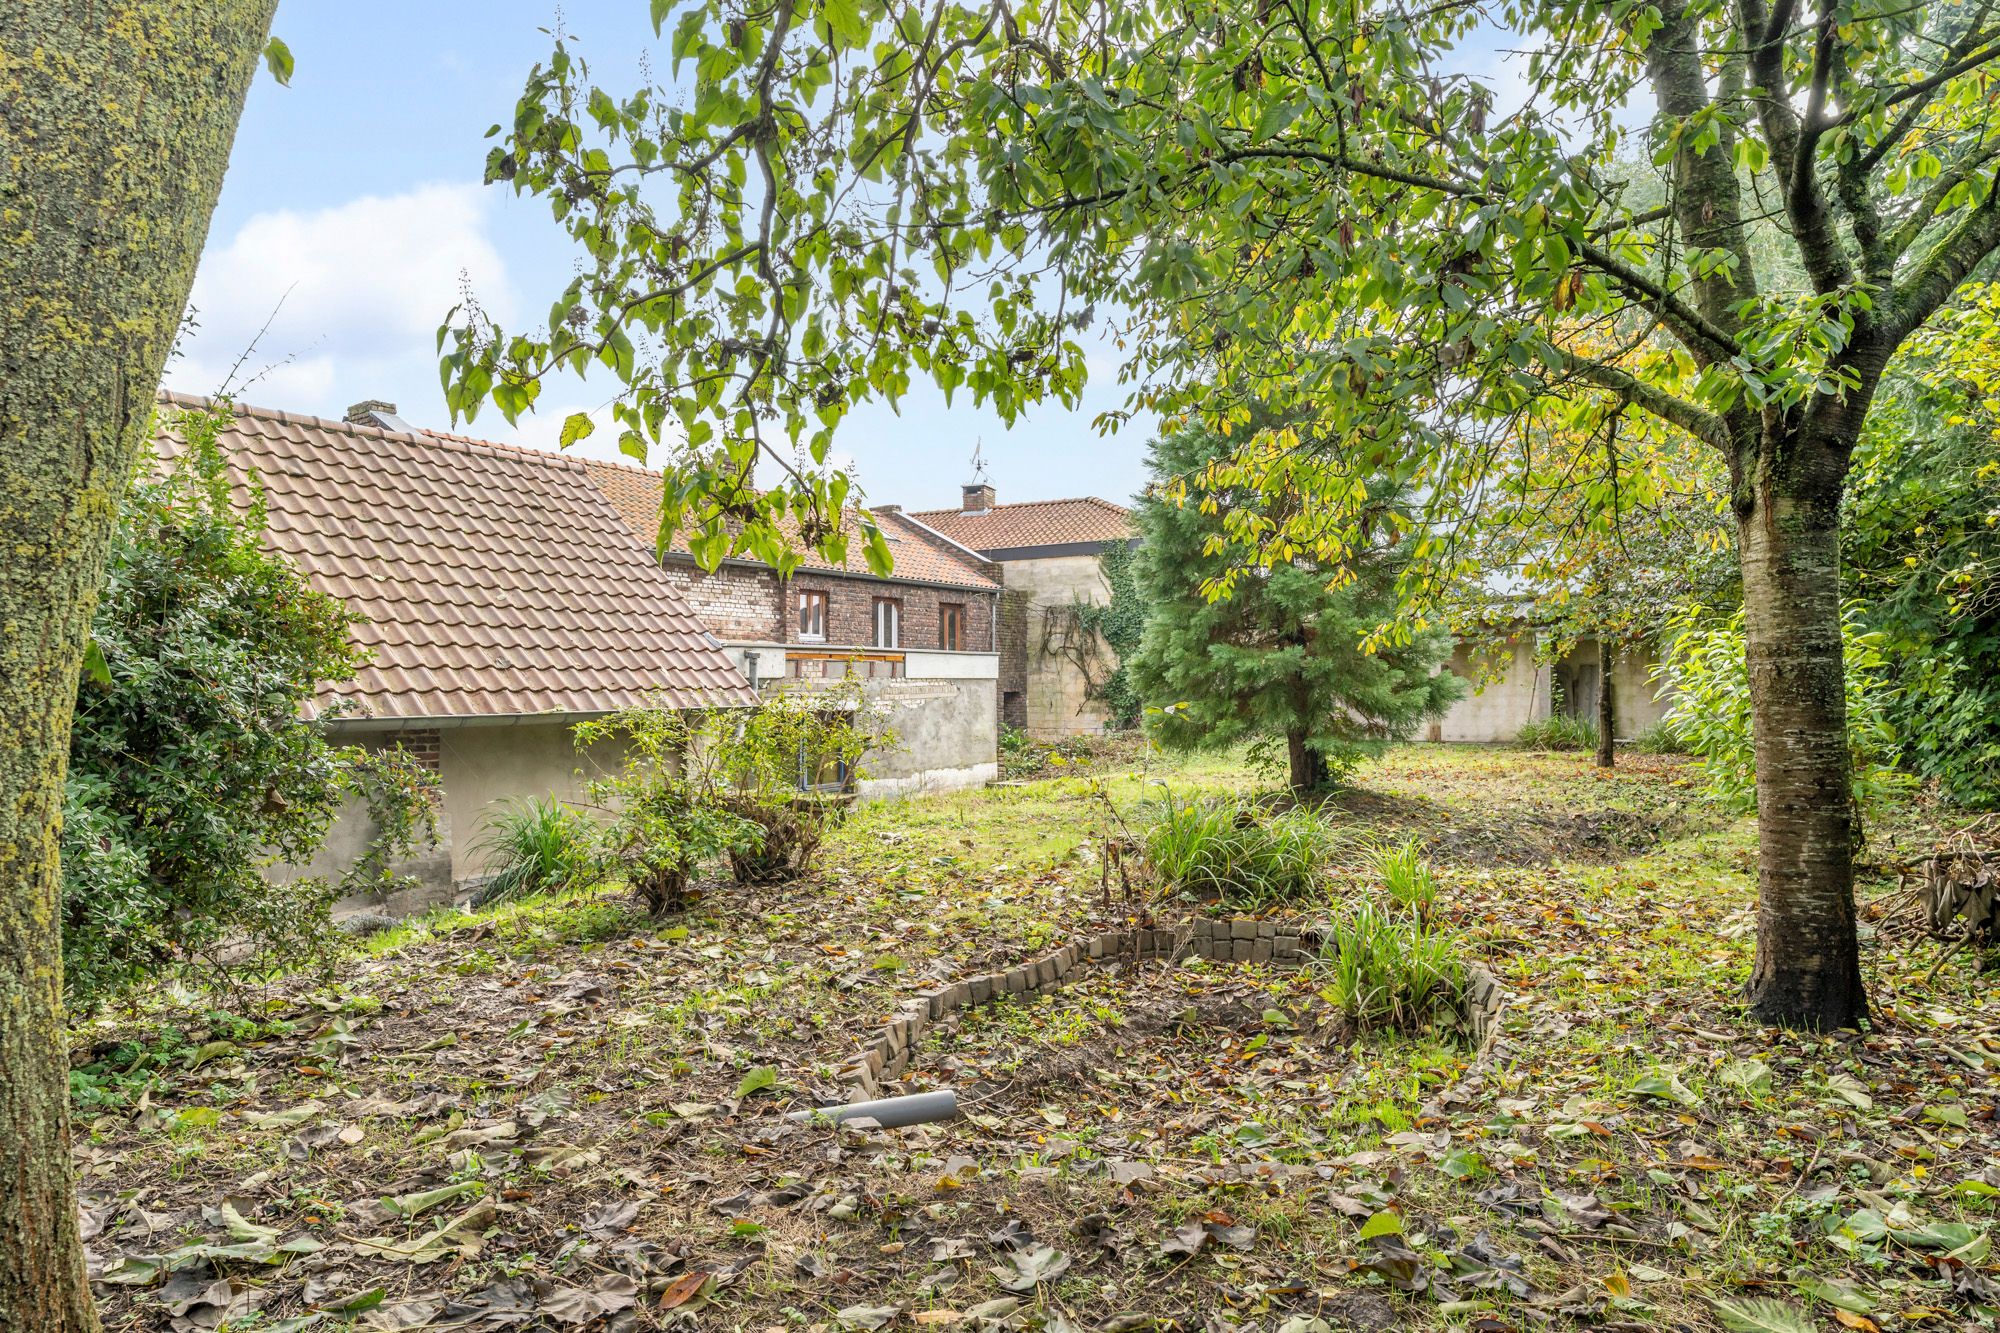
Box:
[1738, 482, 1868, 1030]
[1285, 728, 1326, 791]
[0, 6, 276, 1330]
[1595, 638, 1616, 769]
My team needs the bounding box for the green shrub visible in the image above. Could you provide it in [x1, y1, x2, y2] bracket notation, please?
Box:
[696, 683, 881, 884]
[1318, 900, 1465, 1033]
[1144, 794, 1329, 908]
[1515, 712, 1598, 752]
[1658, 605, 1915, 813]
[61, 402, 369, 1011]
[472, 795, 597, 908]
[1628, 719, 1689, 754]
[573, 700, 763, 915]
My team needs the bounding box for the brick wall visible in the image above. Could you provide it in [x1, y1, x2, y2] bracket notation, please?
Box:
[389, 727, 443, 775]
[660, 561, 783, 640]
[784, 572, 996, 652]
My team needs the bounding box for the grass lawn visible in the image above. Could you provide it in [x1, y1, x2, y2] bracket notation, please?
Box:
[71, 745, 1999, 1332]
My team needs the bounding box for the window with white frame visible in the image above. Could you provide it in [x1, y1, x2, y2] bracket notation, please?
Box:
[872, 597, 901, 648]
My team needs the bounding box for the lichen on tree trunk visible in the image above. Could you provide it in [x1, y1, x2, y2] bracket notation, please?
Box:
[1738, 481, 1869, 1031]
[0, 5, 276, 1330]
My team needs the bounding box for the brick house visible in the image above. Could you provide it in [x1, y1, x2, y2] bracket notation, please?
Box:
[912, 484, 1137, 738]
[586, 461, 1006, 795]
[158, 393, 755, 917]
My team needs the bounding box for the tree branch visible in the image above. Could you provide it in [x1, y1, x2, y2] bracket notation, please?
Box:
[1553, 348, 1733, 452]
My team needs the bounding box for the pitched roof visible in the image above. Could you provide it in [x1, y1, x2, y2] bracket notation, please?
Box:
[908, 496, 1135, 554]
[582, 458, 1001, 592]
[155, 392, 755, 721]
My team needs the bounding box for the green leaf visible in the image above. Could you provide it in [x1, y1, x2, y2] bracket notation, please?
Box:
[736, 1066, 779, 1098]
[263, 36, 295, 87]
[558, 412, 596, 449]
[1707, 1296, 1814, 1333]
[1357, 1209, 1403, 1239]
[1631, 1071, 1698, 1106]
[82, 638, 111, 686]
[323, 1287, 386, 1314]
[1253, 99, 1299, 143]
[1795, 1276, 1874, 1314]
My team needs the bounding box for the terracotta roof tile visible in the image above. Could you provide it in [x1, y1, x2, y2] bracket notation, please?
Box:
[907, 496, 1134, 553]
[155, 392, 754, 721]
[581, 458, 1001, 591]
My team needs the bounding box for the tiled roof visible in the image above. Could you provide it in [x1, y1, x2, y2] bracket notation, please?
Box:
[907, 496, 1135, 553]
[582, 458, 1000, 591]
[155, 392, 755, 721]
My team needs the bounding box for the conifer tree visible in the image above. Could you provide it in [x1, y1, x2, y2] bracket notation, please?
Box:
[1127, 426, 1462, 790]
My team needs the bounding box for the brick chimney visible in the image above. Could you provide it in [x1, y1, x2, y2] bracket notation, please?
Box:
[962, 482, 995, 513]
[345, 399, 415, 433]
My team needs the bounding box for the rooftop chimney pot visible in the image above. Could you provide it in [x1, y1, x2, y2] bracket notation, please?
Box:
[962, 482, 995, 514]
[344, 399, 416, 433]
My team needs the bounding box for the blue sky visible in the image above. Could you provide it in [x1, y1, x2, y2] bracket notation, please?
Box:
[165, 2, 1157, 512]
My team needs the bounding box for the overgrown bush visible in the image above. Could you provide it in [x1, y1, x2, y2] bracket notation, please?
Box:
[695, 682, 881, 884]
[573, 700, 762, 915]
[1144, 793, 1329, 908]
[61, 404, 369, 1010]
[1658, 605, 1914, 814]
[472, 795, 597, 907]
[999, 728, 1119, 780]
[1318, 900, 1466, 1033]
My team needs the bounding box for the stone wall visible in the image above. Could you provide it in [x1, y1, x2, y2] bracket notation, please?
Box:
[994, 552, 1118, 738]
[996, 586, 1031, 732]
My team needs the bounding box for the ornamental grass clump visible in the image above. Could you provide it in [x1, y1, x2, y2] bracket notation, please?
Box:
[471, 795, 598, 908]
[1374, 837, 1439, 921]
[1318, 844, 1464, 1034]
[1144, 793, 1330, 908]
[1318, 900, 1466, 1034]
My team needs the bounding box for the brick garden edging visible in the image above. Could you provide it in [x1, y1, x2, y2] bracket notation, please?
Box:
[835, 917, 1506, 1100]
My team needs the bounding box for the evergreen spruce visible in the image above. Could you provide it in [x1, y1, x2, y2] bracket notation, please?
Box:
[1127, 425, 1462, 790]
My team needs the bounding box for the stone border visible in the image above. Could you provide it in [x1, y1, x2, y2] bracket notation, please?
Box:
[836, 918, 1507, 1099]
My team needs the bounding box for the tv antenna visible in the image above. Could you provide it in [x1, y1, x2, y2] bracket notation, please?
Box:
[969, 438, 989, 484]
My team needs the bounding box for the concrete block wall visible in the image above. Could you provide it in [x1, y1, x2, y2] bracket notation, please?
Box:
[1433, 636, 1669, 743]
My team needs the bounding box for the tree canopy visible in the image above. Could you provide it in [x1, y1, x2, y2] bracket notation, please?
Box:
[450, 0, 2000, 1027]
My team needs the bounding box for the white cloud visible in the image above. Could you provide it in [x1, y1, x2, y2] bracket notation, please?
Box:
[165, 182, 512, 416]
